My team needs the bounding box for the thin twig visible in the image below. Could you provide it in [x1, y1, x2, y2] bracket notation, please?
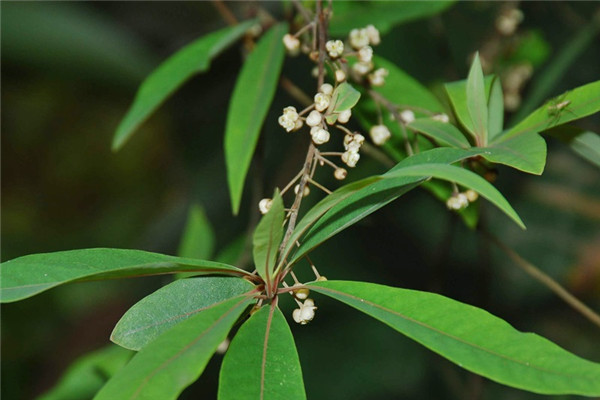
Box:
[483, 230, 600, 329]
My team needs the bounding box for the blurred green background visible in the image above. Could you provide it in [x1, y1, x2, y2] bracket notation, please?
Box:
[1, 1, 599, 399]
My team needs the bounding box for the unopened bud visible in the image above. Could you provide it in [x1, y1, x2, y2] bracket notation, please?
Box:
[334, 168, 347, 180]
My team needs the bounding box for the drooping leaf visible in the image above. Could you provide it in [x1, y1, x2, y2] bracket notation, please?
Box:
[481, 132, 547, 175]
[384, 163, 525, 228]
[487, 76, 504, 140]
[328, 1, 455, 36]
[497, 80, 600, 143]
[290, 148, 486, 264]
[177, 203, 215, 260]
[545, 126, 600, 168]
[0, 248, 249, 303]
[308, 280, 600, 396]
[38, 345, 133, 400]
[466, 53, 488, 145]
[407, 118, 471, 148]
[445, 75, 494, 141]
[111, 277, 253, 351]
[95, 294, 254, 400]
[372, 56, 445, 114]
[218, 304, 306, 400]
[253, 189, 284, 283]
[225, 23, 288, 215]
[112, 20, 256, 151]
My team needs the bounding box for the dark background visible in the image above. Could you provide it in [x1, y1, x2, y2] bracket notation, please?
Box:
[2, 2, 599, 399]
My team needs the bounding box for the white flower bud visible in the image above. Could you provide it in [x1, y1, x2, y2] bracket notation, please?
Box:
[326, 39, 344, 58]
[306, 110, 322, 127]
[349, 28, 369, 49]
[294, 184, 310, 196]
[293, 119, 304, 131]
[320, 83, 334, 96]
[465, 189, 479, 202]
[369, 124, 391, 146]
[278, 115, 295, 132]
[368, 68, 388, 87]
[292, 308, 302, 323]
[365, 25, 380, 45]
[310, 126, 330, 145]
[283, 106, 298, 120]
[446, 193, 469, 210]
[293, 284, 310, 300]
[337, 109, 352, 124]
[311, 66, 319, 78]
[335, 69, 346, 82]
[292, 298, 317, 325]
[283, 34, 300, 55]
[258, 198, 272, 214]
[314, 93, 331, 112]
[358, 46, 373, 63]
[216, 338, 230, 354]
[334, 168, 347, 180]
[432, 113, 450, 123]
[400, 109, 415, 124]
[342, 151, 360, 168]
[352, 61, 373, 76]
[353, 133, 365, 144]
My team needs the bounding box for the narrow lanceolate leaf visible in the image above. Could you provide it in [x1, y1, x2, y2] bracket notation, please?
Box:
[407, 118, 471, 148]
[0, 248, 249, 303]
[309, 280, 600, 396]
[177, 204, 216, 260]
[487, 76, 504, 141]
[466, 53, 488, 145]
[253, 189, 284, 282]
[38, 345, 133, 400]
[218, 304, 306, 400]
[290, 148, 486, 264]
[482, 132, 547, 175]
[95, 294, 255, 400]
[112, 20, 256, 151]
[497, 80, 600, 143]
[445, 75, 494, 140]
[111, 277, 254, 351]
[385, 163, 525, 228]
[225, 23, 288, 215]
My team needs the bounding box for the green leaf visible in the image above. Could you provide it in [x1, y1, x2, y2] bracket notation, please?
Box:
[545, 126, 600, 168]
[481, 132, 547, 175]
[445, 75, 494, 141]
[466, 53, 488, 145]
[308, 280, 600, 396]
[112, 20, 255, 151]
[111, 277, 253, 351]
[407, 118, 471, 148]
[329, 82, 361, 113]
[487, 76, 504, 140]
[372, 56, 445, 114]
[95, 294, 254, 400]
[177, 204, 215, 260]
[328, 1, 455, 36]
[498, 80, 600, 143]
[253, 189, 284, 282]
[225, 23, 288, 215]
[218, 304, 306, 400]
[0, 248, 249, 303]
[38, 345, 133, 400]
[290, 148, 486, 264]
[278, 177, 381, 269]
[385, 163, 525, 229]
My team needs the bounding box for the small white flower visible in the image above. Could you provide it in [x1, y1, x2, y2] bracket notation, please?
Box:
[368, 68, 388, 87]
[283, 34, 300, 55]
[334, 168, 348, 180]
[353, 133, 365, 144]
[320, 83, 334, 96]
[342, 150, 360, 167]
[283, 106, 298, 120]
[258, 198, 272, 214]
[349, 28, 369, 49]
[335, 69, 346, 82]
[278, 106, 299, 132]
[293, 119, 304, 131]
[294, 184, 310, 196]
[352, 61, 373, 76]
[344, 133, 354, 147]
[293, 284, 310, 300]
[314, 93, 331, 112]
[338, 109, 352, 124]
[310, 126, 330, 145]
[292, 298, 318, 325]
[365, 25, 380, 45]
[369, 124, 391, 146]
[465, 189, 479, 202]
[306, 110, 322, 127]
[432, 113, 450, 123]
[400, 109, 416, 124]
[326, 39, 344, 58]
[358, 46, 373, 63]
[446, 193, 469, 210]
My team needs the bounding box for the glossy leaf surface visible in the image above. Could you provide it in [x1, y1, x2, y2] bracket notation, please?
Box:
[111, 277, 253, 350]
[95, 294, 254, 400]
[225, 23, 288, 215]
[0, 248, 247, 303]
[253, 189, 284, 282]
[482, 132, 547, 175]
[309, 280, 600, 396]
[407, 118, 471, 148]
[218, 305, 306, 400]
[112, 20, 255, 150]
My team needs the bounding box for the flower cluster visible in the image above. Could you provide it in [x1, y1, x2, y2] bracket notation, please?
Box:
[446, 189, 479, 210]
[292, 298, 317, 325]
[342, 132, 364, 167]
[278, 106, 302, 132]
[369, 125, 390, 146]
